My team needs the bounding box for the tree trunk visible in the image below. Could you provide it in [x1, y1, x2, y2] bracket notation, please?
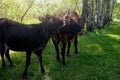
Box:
[96, 0, 105, 29]
[86, 0, 95, 31]
[80, 0, 116, 30]
[96, 0, 101, 29]
[80, 0, 88, 28]
[104, 0, 110, 25]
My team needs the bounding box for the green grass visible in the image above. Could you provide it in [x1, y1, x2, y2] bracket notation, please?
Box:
[0, 21, 120, 80]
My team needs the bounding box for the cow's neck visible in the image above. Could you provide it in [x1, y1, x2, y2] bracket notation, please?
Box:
[41, 23, 60, 39]
[41, 24, 49, 39]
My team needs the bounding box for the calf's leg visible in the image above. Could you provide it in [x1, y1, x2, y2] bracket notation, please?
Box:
[35, 50, 45, 74]
[0, 44, 6, 67]
[5, 48, 14, 66]
[52, 39, 60, 61]
[66, 39, 71, 57]
[61, 40, 66, 66]
[22, 51, 32, 79]
[74, 35, 78, 54]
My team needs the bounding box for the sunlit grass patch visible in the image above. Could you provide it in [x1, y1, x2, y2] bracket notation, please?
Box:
[105, 34, 120, 40]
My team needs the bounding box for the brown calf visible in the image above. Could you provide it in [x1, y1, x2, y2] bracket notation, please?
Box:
[52, 11, 84, 65]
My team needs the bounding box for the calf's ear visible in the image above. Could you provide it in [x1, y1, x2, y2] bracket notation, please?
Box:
[38, 16, 45, 22]
[48, 17, 54, 24]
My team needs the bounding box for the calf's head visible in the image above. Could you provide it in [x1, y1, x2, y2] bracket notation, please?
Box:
[38, 15, 63, 36]
[61, 12, 84, 35]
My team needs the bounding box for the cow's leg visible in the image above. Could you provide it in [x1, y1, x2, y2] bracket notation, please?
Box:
[0, 44, 6, 67]
[22, 51, 32, 79]
[5, 48, 14, 66]
[52, 38, 60, 61]
[61, 40, 66, 66]
[74, 35, 78, 54]
[66, 39, 71, 57]
[35, 50, 45, 74]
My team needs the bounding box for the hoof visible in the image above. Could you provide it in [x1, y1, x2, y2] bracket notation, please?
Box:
[2, 64, 6, 67]
[56, 57, 60, 61]
[66, 53, 71, 57]
[42, 72, 48, 76]
[12, 64, 16, 67]
[66, 54, 71, 57]
[9, 64, 16, 67]
[62, 62, 66, 66]
[22, 72, 27, 80]
[74, 52, 78, 54]
[22, 78, 27, 80]
[22, 76, 27, 80]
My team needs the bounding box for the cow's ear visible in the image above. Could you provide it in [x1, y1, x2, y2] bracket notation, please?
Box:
[48, 17, 54, 24]
[38, 16, 44, 22]
[0, 18, 7, 23]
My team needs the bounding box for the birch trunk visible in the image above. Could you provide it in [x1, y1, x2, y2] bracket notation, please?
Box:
[80, 0, 88, 28]
[86, 0, 95, 31]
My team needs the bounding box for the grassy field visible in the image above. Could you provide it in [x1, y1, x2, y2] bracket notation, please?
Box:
[0, 21, 120, 80]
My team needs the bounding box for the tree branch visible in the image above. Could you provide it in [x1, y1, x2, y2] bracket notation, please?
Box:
[21, 0, 34, 22]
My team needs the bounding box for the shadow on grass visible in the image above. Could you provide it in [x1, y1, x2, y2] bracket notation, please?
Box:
[48, 23, 120, 80]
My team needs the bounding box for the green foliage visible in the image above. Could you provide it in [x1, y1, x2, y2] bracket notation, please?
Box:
[0, 0, 82, 21]
[0, 21, 120, 80]
[0, 0, 23, 20]
[113, 3, 120, 20]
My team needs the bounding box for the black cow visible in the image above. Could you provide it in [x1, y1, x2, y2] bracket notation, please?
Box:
[0, 15, 63, 79]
